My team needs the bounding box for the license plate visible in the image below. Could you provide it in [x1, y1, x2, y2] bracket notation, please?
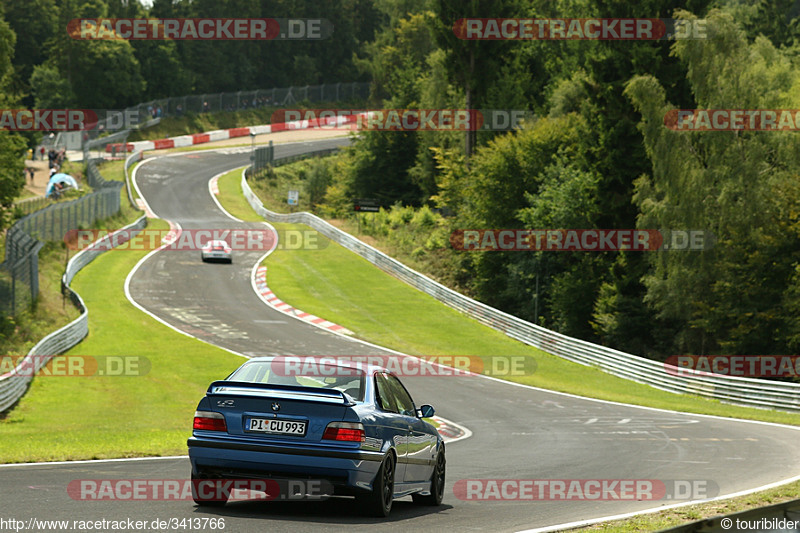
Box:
[246, 418, 307, 436]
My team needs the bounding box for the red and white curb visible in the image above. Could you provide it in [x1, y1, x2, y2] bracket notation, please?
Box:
[162, 220, 180, 245]
[135, 198, 156, 218]
[209, 175, 220, 196]
[106, 113, 362, 153]
[432, 416, 469, 443]
[254, 266, 354, 335]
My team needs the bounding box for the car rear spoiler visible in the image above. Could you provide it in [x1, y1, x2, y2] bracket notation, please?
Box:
[206, 380, 356, 406]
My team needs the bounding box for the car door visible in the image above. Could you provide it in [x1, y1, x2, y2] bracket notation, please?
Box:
[383, 373, 437, 483]
[373, 372, 408, 482]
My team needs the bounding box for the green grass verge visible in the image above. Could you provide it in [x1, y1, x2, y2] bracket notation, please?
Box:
[572, 480, 800, 532]
[14, 188, 38, 201]
[0, 218, 244, 462]
[97, 156, 142, 204]
[217, 166, 800, 427]
[215, 167, 255, 221]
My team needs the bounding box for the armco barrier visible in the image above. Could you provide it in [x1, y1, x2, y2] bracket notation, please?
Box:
[124, 150, 146, 209]
[0, 216, 147, 414]
[241, 168, 800, 413]
[660, 498, 800, 532]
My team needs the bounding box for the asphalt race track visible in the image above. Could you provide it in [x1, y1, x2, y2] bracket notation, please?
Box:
[3, 140, 800, 532]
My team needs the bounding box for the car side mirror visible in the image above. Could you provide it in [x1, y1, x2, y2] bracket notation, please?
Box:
[418, 404, 435, 418]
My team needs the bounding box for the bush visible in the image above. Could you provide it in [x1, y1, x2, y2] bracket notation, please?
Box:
[411, 205, 437, 229]
[388, 204, 414, 228]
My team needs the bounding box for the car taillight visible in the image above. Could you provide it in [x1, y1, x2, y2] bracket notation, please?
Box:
[193, 411, 227, 432]
[322, 422, 365, 442]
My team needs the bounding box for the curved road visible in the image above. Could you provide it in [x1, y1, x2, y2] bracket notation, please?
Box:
[2, 140, 800, 532]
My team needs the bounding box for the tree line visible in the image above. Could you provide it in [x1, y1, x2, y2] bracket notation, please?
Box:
[3, 0, 800, 363]
[0, 0, 380, 227]
[301, 0, 800, 361]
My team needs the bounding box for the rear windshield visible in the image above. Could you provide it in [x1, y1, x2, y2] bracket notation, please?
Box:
[228, 360, 366, 401]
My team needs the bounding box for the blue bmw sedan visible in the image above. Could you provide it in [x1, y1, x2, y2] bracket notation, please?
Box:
[187, 356, 446, 516]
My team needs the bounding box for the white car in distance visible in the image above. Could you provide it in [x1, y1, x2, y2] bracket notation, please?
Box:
[201, 240, 232, 263]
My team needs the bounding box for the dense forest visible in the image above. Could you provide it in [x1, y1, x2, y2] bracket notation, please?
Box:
[2, 0, 800, 361]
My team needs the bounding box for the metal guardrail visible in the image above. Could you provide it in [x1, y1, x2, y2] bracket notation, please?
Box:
[272, 147, 341, 168]
[250, 145, 341, 176]
[0, 216, 147, 414]
[659, 497, 800, 532]
[240, 167, 800, 413]
[124, 150, 146, 209]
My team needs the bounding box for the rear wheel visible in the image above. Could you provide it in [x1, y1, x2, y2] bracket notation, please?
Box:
[412, 449, 445, 506]
[191, 472, 228, 507]
[358, 453, 395, 517]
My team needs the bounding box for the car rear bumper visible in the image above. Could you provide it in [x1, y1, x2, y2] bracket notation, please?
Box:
[188, 436, 384, 492]
[202, 253, 231, 260]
